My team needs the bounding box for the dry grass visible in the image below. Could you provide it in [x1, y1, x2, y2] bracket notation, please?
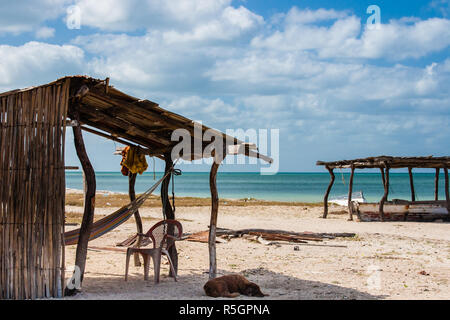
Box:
[66, 192, 323, 209]
[65, 209, 197, 224]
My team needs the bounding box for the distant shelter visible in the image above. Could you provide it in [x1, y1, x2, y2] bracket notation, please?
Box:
[317, 156, 450, 222]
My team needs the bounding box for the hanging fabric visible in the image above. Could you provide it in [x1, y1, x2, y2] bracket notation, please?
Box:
[120, 146, 148, 175]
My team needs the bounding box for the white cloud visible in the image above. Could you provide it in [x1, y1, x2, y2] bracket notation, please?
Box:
[284, 7, 349, 24]
[0, 0, 70, 35]
[35, 27, 56, 39]
[252, 7, 450, 60]
[162, 6, 263, 43]
[166, 96, 238, 124]
[354, 18, 450, 60]
[0, 42, 84, 90]
[73, 0, 244, 32]
[1, 5, 449, 170]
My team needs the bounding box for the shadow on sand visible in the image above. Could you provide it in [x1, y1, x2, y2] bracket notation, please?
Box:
[66, 267, 385, 300]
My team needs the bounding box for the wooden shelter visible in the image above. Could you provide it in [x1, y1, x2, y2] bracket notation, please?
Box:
[317, 156, 450, 222]
[0, 76, 272, 299]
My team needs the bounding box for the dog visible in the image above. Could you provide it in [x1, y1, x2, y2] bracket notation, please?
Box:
[203, 274, 268, 298]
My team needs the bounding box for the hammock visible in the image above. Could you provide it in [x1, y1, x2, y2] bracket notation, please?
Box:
[64, 171, 169, 246]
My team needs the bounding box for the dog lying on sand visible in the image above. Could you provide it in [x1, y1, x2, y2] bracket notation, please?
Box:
[203, 274, 268, 298]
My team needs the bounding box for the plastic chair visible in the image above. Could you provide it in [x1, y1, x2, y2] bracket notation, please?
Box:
[125, 219, 183, 283]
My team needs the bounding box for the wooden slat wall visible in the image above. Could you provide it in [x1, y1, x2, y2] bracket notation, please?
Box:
[0, 79, 69, 299]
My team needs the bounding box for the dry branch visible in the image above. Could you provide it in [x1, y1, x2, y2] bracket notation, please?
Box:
[185, 228, 355, 245]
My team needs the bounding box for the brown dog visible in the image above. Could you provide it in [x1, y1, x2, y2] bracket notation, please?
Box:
[203, 274, 268, 298]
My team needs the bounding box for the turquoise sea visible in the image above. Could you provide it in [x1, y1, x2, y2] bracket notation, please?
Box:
[65, 171, 448, 203]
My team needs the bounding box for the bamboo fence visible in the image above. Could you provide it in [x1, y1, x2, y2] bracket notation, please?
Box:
[0, 79, 69, 299]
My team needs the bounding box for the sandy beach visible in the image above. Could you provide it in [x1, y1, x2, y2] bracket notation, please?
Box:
[63, 192, 450, 300]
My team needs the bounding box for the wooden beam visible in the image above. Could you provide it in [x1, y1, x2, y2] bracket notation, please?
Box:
[161, 152, 177, 277]
[208, 160, 221, 278]
[347, 165, 355, 221]
[86, 89, 184, 131]
[82, 116, 172, 151]
[129, 172, 143, 267]
[79, 125, 165, 160]
[408, 167, 415, 202]
[77, 102, 170, 147]
[435, 168, 439, 201]
[65, 110, 96, 296]
[379, 163, 389, 222]
[64, 166, 79, 170]
[323, 166, 335, 219]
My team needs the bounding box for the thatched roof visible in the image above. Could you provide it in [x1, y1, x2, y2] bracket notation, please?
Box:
[1, 76, 272, 163]
[317, 156, 450, 169]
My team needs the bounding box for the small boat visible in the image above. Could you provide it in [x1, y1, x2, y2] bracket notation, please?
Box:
[329, 191, 366, 206]
[351, 200, 449, 222]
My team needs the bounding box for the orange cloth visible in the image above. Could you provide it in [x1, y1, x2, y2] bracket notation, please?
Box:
[120, 146, 148, 175]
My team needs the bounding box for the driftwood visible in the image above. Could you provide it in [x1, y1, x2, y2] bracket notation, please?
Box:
[184, 231, 227, 244]
[186, 228, 355, 245]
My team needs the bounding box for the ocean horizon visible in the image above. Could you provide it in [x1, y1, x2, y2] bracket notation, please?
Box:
[66, 171, 447, 203]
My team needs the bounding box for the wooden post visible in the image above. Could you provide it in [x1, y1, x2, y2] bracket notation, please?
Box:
[323, 166, 335, 219]
[208, 161, 220, 279]
[65, 110, 96, 296]
[82, 170, 87, 208]
[379, 163, 389, 222]
[435, 168, 440, 201]
[408, 167, 415, 202]
[161, 152, 177, 277]
[347, 165, 355, 221]
[129, 172, 143, 267]
[380, 167, 386, 188]
[444, 167, 449, 213]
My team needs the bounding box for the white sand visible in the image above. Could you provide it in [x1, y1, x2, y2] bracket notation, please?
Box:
[63, 205, 450, 300]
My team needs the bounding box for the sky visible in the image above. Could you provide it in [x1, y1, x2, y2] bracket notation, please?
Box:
[1, 0, 449, 172]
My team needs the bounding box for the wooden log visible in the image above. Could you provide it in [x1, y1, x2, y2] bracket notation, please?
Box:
[323, 166, 335, 219]
[408, 167, 415, 202]
[379, 162, 389, 222]
[435, 168, 439, 201]
[208, 161, 221, 279]
[347, 165, 355, 221]
[128, 172, 143, 267]
[65, 109, 96, 296]
[161, 152, 177, 277]
[215, 228, 355, 239]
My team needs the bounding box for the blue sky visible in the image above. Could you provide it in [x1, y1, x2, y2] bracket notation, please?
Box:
[1, 0, 449, 172]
